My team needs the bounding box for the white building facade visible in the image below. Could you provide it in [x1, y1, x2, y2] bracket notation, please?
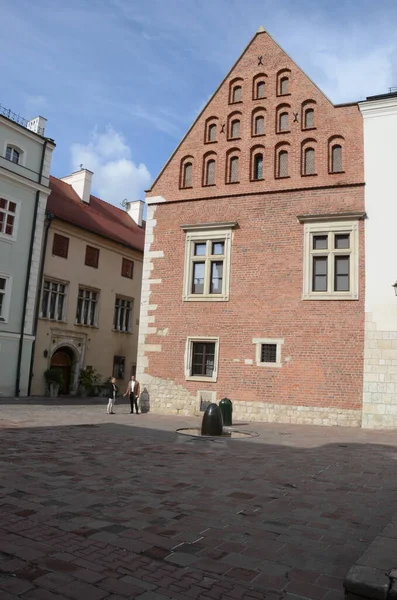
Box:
[359, 92, 397, 428]
[0, 106, 55, 397]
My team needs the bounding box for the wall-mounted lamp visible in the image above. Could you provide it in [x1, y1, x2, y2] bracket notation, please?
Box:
[392, 282, 397, 296]
[43, 349, 48, 358]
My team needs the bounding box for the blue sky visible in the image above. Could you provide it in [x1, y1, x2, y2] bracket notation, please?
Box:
[1, 0, 397, 206]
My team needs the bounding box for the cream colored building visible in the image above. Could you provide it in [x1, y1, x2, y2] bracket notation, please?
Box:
[31, 169, 144, 396]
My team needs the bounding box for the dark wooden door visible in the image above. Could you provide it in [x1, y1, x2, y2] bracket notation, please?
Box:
[51, 349, 72, 394]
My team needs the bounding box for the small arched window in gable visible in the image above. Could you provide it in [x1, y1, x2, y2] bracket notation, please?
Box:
[231, 119, 240, 139]
[280, 77, 289, 95]
[279, 112, 289, 132]
[253, 153, 264, 180]
[6, 146, 20, 164]
[232, 85, 242, 103]
[205, 159, 216, 186]
[304, 108, 314, 129]
[229, 156, 239, 183]
[182, 162, 193, 188]
[331, 145, 343, 173]
[256, 81, 266, 99]
[254, 115, 265, 135]
[208, 123, 217, 142]
[304, 147, 315, 175]
[277, 150, 288, 178]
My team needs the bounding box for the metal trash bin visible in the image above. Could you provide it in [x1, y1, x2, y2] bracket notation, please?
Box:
[219, 397, 233, 426]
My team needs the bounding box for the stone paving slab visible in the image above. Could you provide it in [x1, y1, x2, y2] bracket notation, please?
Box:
[1, 401, 397, 599]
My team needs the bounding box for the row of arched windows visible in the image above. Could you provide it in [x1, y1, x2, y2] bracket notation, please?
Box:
[180, 141, 344, 188]
[228, 69, 291, 105]
[205, 101, 317, 144]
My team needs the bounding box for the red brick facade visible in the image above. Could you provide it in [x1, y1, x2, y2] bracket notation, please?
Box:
[138, 30, 365, 425]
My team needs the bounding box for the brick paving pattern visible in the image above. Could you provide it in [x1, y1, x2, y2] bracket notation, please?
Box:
[1, 401, 397, 599]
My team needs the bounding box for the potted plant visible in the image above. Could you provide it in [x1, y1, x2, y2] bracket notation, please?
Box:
[78, 366, 101, 397]
[44, 368, 63, 398]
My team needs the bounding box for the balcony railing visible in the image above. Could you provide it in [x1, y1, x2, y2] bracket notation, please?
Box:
[0, 103, 46, 135]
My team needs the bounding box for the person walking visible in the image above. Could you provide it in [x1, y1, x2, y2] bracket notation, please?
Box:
[124, 375, 140, 414]
[107, 377, 118, 415]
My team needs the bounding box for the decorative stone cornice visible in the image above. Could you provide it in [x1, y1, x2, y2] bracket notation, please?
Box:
[297, 211, 367, 223]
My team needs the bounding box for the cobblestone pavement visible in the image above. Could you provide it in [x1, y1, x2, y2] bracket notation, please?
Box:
[1, 399, 397, 600]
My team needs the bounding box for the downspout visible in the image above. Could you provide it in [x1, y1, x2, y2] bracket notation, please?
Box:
[15, 139, 48, 397]
[27, 211, 54, 395]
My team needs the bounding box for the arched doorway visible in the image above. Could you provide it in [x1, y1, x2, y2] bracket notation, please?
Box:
[50, 347, 75, 395]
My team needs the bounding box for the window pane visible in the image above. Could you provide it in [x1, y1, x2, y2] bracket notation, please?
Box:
[332, 145, 342, 172]
[313, 235, 328, 250]
[233, 86, 242, 102]
[278, 151, 288, 177]
[279, 112, 288, 131]
[305, 109, 314, 128]
[192, 262, 205, 294]
[192, 342, 216, 377]
[206, 160, 215, 185]
[335, 256, 350, 291]
[254, 154, 263, 180]
[194, 243, 206, 256]
[280, 77, 289, 94]
[257, 81, 265, 98]
[12, 150, 20, 164]
[231, 119, 240, 138]
[313, 256, 327, 292]
[208, 124, 216, 142]
[212, 242, 224, 255]
[335, 234, 350, 249]
[210, 261, 223, 294]
[304, 148, 315, 175]
[183, 162, 192, 187]
[261, 344, 277, 363]
[255, 115, 265, 135]
[8, 202, 16, 213]
[57, 294, 64, 321]
[41, 288, 49, 317]
[5, 147, 12, 161]
[230, 156, 239, 182]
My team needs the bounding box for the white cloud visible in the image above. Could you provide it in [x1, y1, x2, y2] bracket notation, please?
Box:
[70, 127, 151, 206]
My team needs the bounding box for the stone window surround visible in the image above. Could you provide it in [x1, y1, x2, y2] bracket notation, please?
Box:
[0, 273, 12, 323]
[3, 140, 26, 167]
[253, 337, 284, 368]
[185, 335, 220, 382]
[298, 213, 364, 301]
[181, 222, 237, 302]
[40, 278, 68, 322]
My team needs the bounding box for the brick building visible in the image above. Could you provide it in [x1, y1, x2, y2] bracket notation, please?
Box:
[137, 28, 365, 426]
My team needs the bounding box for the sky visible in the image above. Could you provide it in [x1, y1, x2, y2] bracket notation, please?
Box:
[1, 0, 397, 207]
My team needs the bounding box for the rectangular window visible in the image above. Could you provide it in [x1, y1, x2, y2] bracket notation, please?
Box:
[41, 280, 67, 321]
[52, 233, 69, 259]
[85, 245, 99, 268]
[0, 197, 17, 238]
[0, 275, 11, 322]
[185, 336, 219, 382]
[113, 355, 125, 379]
[302, 220, 359, 300]
[113, 297, 133, 332]
[253, 337, 284, 367]
[121, 258, 134, 279]
[76, 288, 98, 326]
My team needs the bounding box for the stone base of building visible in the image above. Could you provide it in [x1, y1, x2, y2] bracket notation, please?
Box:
[139, 375, 361, 427]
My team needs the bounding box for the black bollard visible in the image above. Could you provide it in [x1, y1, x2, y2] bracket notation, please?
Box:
[201, 403, 223, 436]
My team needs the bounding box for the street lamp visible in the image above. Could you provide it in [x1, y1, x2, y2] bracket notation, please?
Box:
[392, 282, 397, 296]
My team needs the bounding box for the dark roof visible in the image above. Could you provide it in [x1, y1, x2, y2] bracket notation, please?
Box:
[365, 91, 397, 102]
[47, 176, 145, 253]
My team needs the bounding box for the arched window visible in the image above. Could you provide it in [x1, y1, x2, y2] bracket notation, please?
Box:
[304, 148, 315, 175]
[280, 77, 289, 95]
[277, 150, 288, 178]
[231, 119, 240, 138]
[182, 162, 192, 188]
[254, 115, 265, 135]
[208, 123, 217, 142]
[279, 112, 289, 131]
[253, 153, 263, 180]
[6, 146, 20, 164]
[304, 108, 314, 129]
[331, 145, 343, 173]
[232, 85, 242, 103]
[256, 81, 266, 99]
[205, 159, 216, 186]
[229, 156, 239, 183]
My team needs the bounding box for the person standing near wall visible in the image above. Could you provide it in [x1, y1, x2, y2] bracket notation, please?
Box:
[107, 377, 118, 415]
[124, 375, 140, 414]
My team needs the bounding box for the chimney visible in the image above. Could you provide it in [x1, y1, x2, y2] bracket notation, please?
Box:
[27, 116, 47, 136]
[61, 169, 93, 204]
[126, 200, 144, 227]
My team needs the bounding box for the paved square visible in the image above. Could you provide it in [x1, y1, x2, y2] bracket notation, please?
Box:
[1, 399, 397, 600]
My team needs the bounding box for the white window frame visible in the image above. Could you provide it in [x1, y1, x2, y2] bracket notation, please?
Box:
[253, 337, 284, 368]
[0, 195, 20, 242]
[185, 336, 220, 382]
[113, 296, 133, 333]
[4, 142, 25, 167]
[302, 219, 359, 300]
[40, 279, 68, 321]
[182, 222, 235, 302]
[75, 287, 99, 327]
[0, 273, 12, 323]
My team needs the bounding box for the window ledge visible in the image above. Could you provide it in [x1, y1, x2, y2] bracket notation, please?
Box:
[179, 186, 193, 190]
[202, 183, 216, 188]
[302, 293, 359, 301]
[186, 375, 218, 383]
[252, 133, 266, 137]
[183, 295, 229, 302]
[257, 362, 282, 368]
[276, 175, 291, 180]
[250, 177, 264, 182]
[303, 127, 317, 131]
[329, 170, 346, 175]
[204, 141, 218, 145]
[226, 180, 240, 185]
[40, 317, 67, 323]
[277, 92, 291, 98]
[112, 329, 133, 334]
[277, 130, 291, 134]
[0, 234, 15, 244]
[74, 323, 99, 328]
[301, 173, 318, 177]
[253, 96, 267, 101]
[228, 137, 241, 142]
[229, 101, 243, 105]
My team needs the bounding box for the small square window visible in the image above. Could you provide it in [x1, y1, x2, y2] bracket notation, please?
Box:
[85, 245, 99, 268]
[121, 258, 134, 279]
[52, 233, 69, 259]
[253, 337, 284, 367]
[185, 337, 219, 382]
